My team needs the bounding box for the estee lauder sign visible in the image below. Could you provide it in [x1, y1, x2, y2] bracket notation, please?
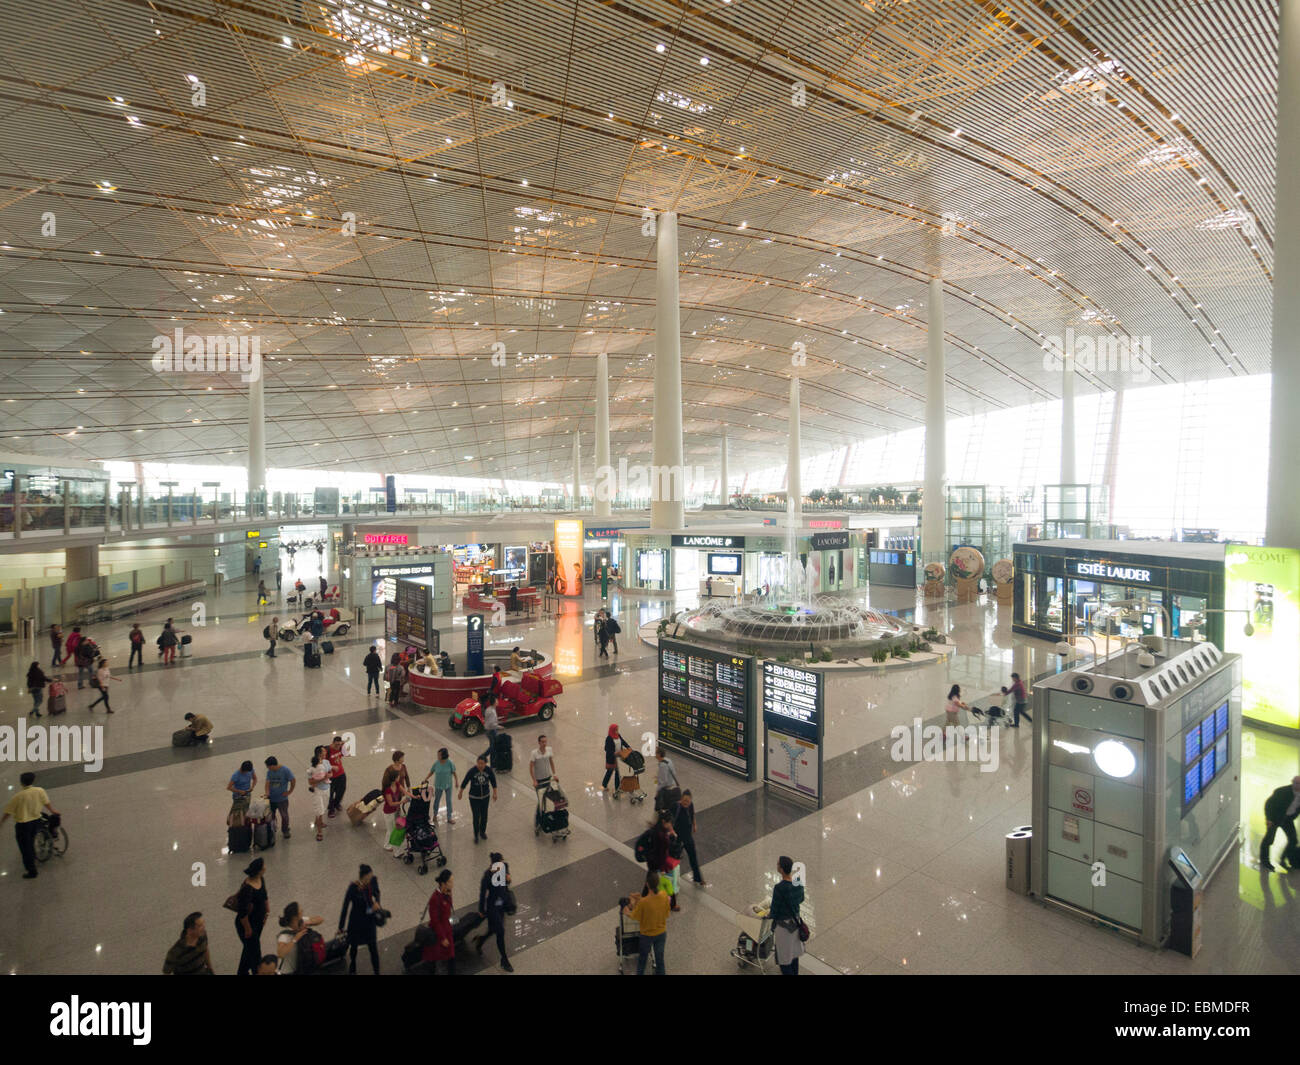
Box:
[1068, 560, 1157, 584]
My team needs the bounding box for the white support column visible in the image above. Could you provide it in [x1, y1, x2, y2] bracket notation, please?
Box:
[572, 431, 581, 510]
[1061, 351, 1077, 485]
[248, 352, 266, 519]
[651, 211, 685, 530]
[719, 433, 729, 506]
[920, 276, 947, 556]
[594, 353, 611, 519]
[1268, 0, 1300, 548]
[1102, 388, 1124, 519]
[787, 377, 802, 518]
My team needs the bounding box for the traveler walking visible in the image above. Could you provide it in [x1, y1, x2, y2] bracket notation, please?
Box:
[363, 646, 383, 697]
[49, 624, 63, 668]
[128, 623, 145, 668]
[275, 566, 282, 592]
[603, 724, 631, 798]
[257, 579, 268, 604]
[233, 857, 269, 976]
[73, 636, 98, 690]
[265, 616, 279, 658]
[308, 746, 332, 842]
[1002, 672, 1031, 728]
[318, 575, 328, 600]
[158, 622, 179, 665]
[385, 654, 405, 706]
[26, 662, 48, 717]
[673, 790, 707, 886]
[422, 748, 458, 825]
[275, 902, 324, 974]
[264, 757, 296, 839]
[422, 869, 456, 973]
[481, 694, 499, 767]
[308, 612, 325, 640]
[1260, 775, 1300, 872]
[472, 853, 514, 971]
[622, 868, 670, 975]
[595, 614, 609, 658]
[338, 864, 384, 975]
[65, 626, 83, 668]
[228, 760, 257, 825]
[0, 771, 59, 879]
[649, 808, 682, 910]
[163, 912, 214, 974]
[653, 747, 681, 814]
[529, 734, 558, 791]
[770, 855, 806, 975]
[604, 613, 621, 654]
[458, 755, 498, 843]
[326, 736, 347, 818]
[87, 658, 119, 713]
[380, 768, 411, 852]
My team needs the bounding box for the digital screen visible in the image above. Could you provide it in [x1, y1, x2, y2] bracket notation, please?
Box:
[658, 638, 754, 779]
[762, 661, 822, 742]
[1214, 734, 1228, 771]
[707, 553, 741, 575]
[1200, 750, 1216, 789]
[1184, 767, 1200, 804]
[637, 551, 664, 582]
[1185, 728, 1201, 766]
[1215, 702, 1228, 736]
[1201, 717, 1216, 749]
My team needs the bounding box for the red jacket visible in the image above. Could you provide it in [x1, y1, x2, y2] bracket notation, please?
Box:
[423, 890, 455, 962]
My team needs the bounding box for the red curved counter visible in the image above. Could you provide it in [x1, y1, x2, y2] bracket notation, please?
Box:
[407, 655, 553, 710]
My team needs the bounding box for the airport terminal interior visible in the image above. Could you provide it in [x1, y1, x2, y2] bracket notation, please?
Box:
[0, 0, 1298, 980]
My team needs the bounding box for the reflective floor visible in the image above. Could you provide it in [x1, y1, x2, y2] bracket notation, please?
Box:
[1, 555, 1296, 975]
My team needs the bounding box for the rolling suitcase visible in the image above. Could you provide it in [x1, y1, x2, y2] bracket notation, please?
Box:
[303, 644, 321, 669]
[494, 733, 513, 772]
[48, 681, 67, 716]
[320, 640, 334, 655]
[227, 824, 253, 853]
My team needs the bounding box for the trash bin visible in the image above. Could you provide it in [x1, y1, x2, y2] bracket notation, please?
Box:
[180, 633, 193, 658]
[1006, 829, 1032, 895]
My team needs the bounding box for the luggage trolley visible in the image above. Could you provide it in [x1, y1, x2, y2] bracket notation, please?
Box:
[617, 748, 648, 804]
[615, 907, 640, 974]
[730, 903, 776, 973]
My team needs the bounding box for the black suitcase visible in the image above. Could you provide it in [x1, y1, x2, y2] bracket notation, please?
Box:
[303, 646, 321, 669]
[453, 912, 484, 943]
[227, 824, 253, 853]
[320, 640, 334, 655]
[253, 821, 275, 850]
[173, 728, 197, 747]
[494, 733, 513, 772]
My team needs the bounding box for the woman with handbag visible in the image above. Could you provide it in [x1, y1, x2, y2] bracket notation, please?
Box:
[471, 853, 514, 971]
[308, 746, 332, 842]
[231, 857, 269, 976]
[602, 724, 631, 799]
[380, 767, 411, 853]
[87, 658, 119, 713]
[337, 864, 384, 975]
[422, 869, 456, 973]
[769, 855, 806, 976]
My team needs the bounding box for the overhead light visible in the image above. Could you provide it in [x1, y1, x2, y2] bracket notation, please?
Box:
[1093, 739, 1138, 779]
[281, 36, 292, 47]
[700, 56, 710, 65]
[655, 43, 665, 53]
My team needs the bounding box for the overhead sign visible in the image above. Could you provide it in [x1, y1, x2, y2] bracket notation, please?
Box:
[762, 661, 825, 808]
[554, 519, 584, 596]
[672, 534, 745, 549]
[657, 638, 755, 780]
[246, 530, 261, 539]
[1067, 560, 1159, 584]
[364, 532, 409, 545]
[373, 563, 435, 608]
[809, 520, 843, 529]
[762, 662, 822, 742]
[810, 531, 850, 550]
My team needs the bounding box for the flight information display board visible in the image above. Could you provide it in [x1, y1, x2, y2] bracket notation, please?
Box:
[761, 662, 823, 742]
[387, 576, 435, 649]
[761, 661, 825, 807]
[657, 638, 756, 780]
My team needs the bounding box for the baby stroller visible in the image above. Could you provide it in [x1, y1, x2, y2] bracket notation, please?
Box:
[969, 703, 1012, 727]
[617, 748, 648, 805]
[534, 783, 571, 842]
[399, 789, 447, 874]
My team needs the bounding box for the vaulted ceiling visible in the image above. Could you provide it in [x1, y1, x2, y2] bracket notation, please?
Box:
[0, 0, 1278, 484]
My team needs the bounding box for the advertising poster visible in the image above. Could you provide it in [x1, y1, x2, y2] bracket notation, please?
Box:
[1224, 544, 1300, 733]
[554, 519, 584, 596]
[765, 730, 819, 801]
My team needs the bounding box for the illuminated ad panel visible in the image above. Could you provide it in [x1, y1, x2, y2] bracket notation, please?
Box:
[554, 519, 584, 597]
[1225, 544, 1300, 732]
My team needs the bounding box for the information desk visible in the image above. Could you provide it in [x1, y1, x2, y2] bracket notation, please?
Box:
[406, 650, 553, 710]
[461, 585, 540, 615]
[657, 638, 756, 780]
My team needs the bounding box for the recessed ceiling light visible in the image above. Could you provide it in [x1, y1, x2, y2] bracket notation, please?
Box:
[655, 43, 665, 52]
[700, 56, 710, 65]
[282, 36, 292, 46]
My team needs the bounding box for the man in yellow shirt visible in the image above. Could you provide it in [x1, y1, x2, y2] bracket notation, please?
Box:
[0, 772, 59, 879]
[184, 713, 214, 743]
[622, 871, 671, 975]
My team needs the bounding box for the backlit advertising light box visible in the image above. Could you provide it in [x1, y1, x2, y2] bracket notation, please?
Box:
[1224, 543, 1300, 734]
[364, 532, 409, 545]
[554, 519, 584, 597]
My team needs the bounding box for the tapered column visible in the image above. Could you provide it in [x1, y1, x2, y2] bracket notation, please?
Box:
[720, 433, 729, 506]
[1268, 0, 1300, 547]
[651, 211, 685, 530]
[594, 353, 611, 518]
[248, 352, 266, 519]
[1061, 352, 1077, 485]
[787, 377, 801, 518]
[572, 431, 581, 510]
[66, 545, 99, 581]
[1102, 388, 1124, 518]
[920, 276, 947, 555]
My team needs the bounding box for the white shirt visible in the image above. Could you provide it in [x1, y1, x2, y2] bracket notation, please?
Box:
[277, 930, 298, 974]
[531, 748, 555, 780]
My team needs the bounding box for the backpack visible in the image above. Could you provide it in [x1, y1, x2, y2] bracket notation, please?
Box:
[606, 618, 621, 634]
[296, 928, 326, 974]
[263, 625, 271, 639]
[668, 835, 684, 860]
[634, 828, 655, 864]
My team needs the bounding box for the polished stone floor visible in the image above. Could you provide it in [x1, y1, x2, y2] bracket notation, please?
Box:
[1, 549, 1296, 975]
